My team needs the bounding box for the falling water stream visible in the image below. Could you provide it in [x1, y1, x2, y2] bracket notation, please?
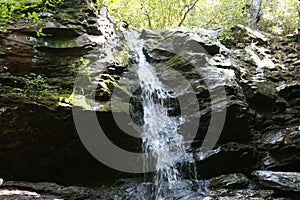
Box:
[122, 32, 208, 200]
[125, 32, 185, 199]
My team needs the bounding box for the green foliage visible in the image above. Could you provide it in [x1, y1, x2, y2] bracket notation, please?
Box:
[106, 0, 200, 30]
[44, 0, 64, 8]
[106, 0, 299, 35]
[0, 0, 64, 33]
[218, 28, 235, 47]
[36, 28, 48, 37]
[259, 0, 300, 35]
[95, 0, 104, 10]
[105, 0, 248, 30]
[71, 57, 90, 72]
[20, 73, 50, 96]
[27, 11, 41, 23]
[1, 72, 71, 107]
[218, 26, 252, 48]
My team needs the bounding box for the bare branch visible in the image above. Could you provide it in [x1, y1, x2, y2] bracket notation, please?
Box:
[178, 0, 200, 27]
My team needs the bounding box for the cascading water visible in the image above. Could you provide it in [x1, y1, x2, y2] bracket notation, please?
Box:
[82, 8, 213, 199]
[125, 32, 184, 199]
[124, 32, 205, 199]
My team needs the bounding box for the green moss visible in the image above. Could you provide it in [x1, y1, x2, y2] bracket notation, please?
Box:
[164, 55, 191, 71]
[1, 87, 63, 110]
[255, 81, 277, 99]
[34, 37, 78, 48]
[58, 12, 77, 24]
[111, 96, 130, 113]
[0, 72, 73, 109]
[58, 89, 113, 111]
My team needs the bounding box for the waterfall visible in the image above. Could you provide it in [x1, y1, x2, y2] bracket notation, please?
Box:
[84, 19, 211, 197]
[78, 9, 216, 199]
[125, 32, 193, 199]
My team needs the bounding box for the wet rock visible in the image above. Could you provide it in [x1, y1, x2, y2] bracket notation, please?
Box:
[194, 143, 257, 178]
[203, 189, 276, 200]
[0, 33, 35, 75]
[0, 3, 132, 183]
[1, 181, 104, 199]
[143, 28, 221, 58]
[0, 103, 141, 183]
[143, 29, 252, 145]
[285, 32, 300, 42]
[277, 83, 300, 109]
[209, 173, 249, 189]
[0, 179, 281, 200]
[252, 170, 300, 192]
[259, 126, 300, 149]
[218, 25, 268, 48]
[40, 22, 81, 38]
[0, 26, 93, 84]
[242, 80, 278, 113]
[257, 126, 300, 171]
[86, 24, 103, 35]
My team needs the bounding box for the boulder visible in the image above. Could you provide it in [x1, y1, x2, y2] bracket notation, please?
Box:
[208, 173, 249, 189]
[257, 125, 300, 171]
[252, 170, 300, 192]
[194, 143, 257, 178]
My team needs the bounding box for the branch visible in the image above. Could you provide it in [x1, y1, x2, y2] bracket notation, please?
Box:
[143, 3, 153, 29]
[178, 0, 200, 27]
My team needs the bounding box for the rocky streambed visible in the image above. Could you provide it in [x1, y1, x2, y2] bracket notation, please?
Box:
[0, 0, 299, 199]
[0, 171, 299, 199]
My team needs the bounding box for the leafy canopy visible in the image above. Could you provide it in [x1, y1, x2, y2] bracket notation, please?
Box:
[0, 0, 299, 35]
[105, 0, 300, 35]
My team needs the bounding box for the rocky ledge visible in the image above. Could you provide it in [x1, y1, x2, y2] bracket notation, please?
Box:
[0, 171, 299, 199]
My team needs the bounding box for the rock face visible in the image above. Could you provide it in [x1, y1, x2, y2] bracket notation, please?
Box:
[139, 26, 300, 179]
[0, 1, 135, 184]
[0, 2, 299, 199]
[252, 170, 300, 192]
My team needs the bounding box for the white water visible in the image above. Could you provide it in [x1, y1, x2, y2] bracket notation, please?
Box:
[125, 32, 188, 199]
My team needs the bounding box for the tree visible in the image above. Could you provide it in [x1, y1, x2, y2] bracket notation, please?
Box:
[105, 0, 202, 30]
[248, 0, 262, 29]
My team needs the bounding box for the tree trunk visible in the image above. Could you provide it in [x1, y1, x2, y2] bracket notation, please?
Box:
[248, 0, 262, 29]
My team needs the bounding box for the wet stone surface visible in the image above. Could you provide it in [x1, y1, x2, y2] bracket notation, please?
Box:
[0, 177, 296, 200]
[252, 170, 300, 192]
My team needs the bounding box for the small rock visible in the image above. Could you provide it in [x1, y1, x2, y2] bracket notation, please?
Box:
[87, 24, 103, 35]
[201, 197, 213, 200]
[252, 170, 300, 192]
[209, 173, 249, 189]
[0, 178, 3, 186]
[259, 126, 300, 149]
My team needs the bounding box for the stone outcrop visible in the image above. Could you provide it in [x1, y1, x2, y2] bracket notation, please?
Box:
[208, 173, 249, 189]
[252, 170, 300, 192]
[139, 27, 300, 180]
[0, 1, 133, 184]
